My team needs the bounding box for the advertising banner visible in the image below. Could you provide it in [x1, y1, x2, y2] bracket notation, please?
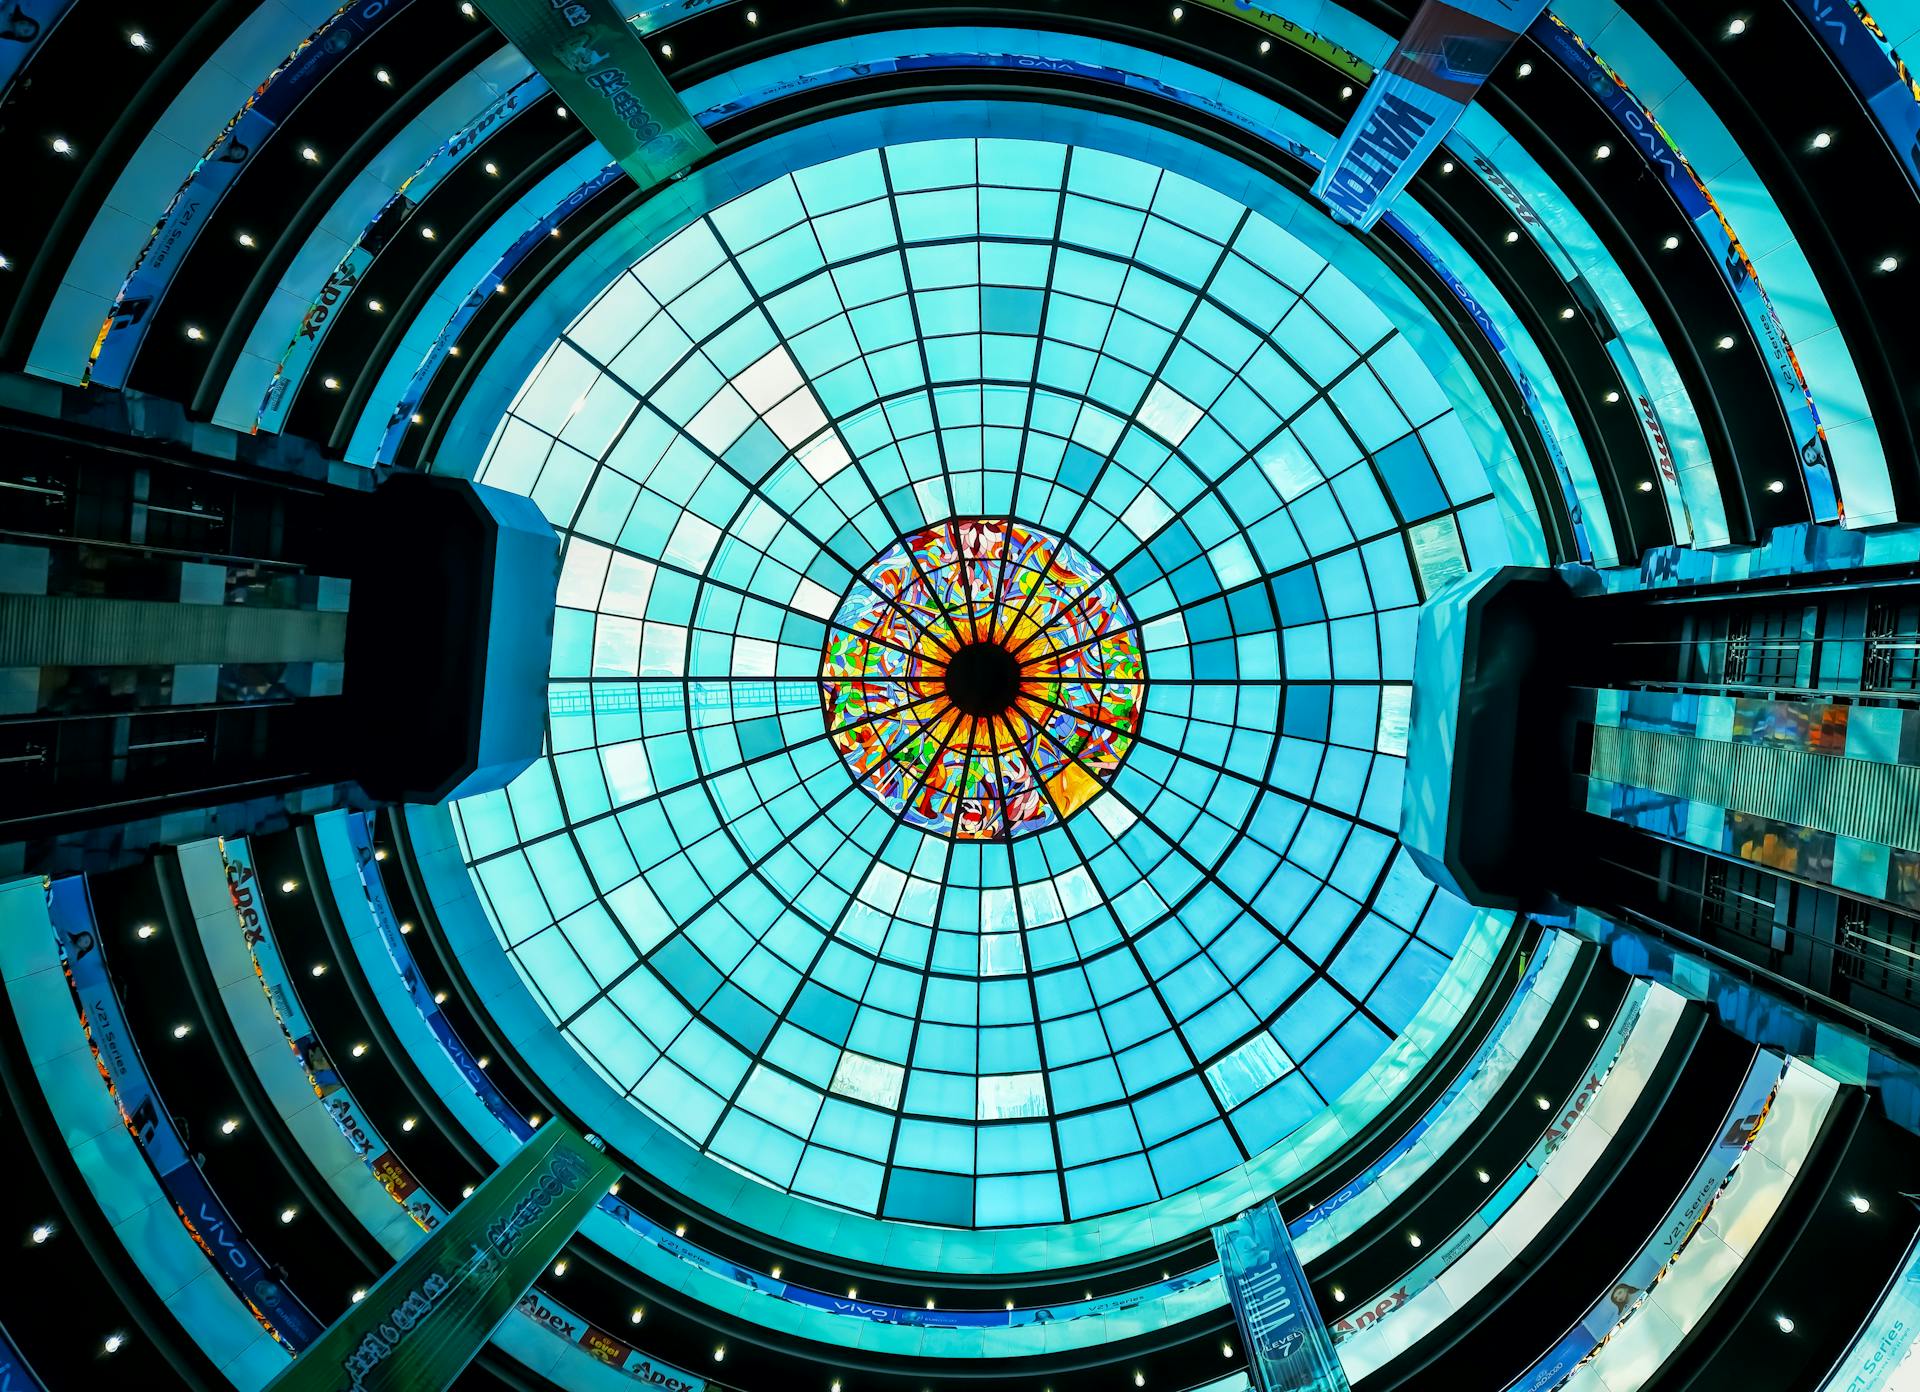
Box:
[516, 1288, 706, 1391]
[256, 74, 550, 433]
[1313, 0, 1549, 232]
[1531, 14, 1842, 522]
[264, 1118, 618, 1392]
[46, 876, 326, 1350]
[1215, 1199, 1350, 1392]
[1821, 1221, 1920, 1391]
[1182, 1, 1374, 79]
[472, 0, 711, 189]
[0, 1318, 45, 1392]
[88, 0, 416, 387]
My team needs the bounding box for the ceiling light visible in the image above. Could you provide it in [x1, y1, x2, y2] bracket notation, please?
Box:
[1638, 480, 1655, 493]
[553, 1259, 568, 1276]
[1716, 335, 1736, 349]
[677, 1224, 687, 1236]
[1408, 1232, 1422, 1247]
[1880, 255, 1900, 273]
[495, 283, 507, 294]
[374, 68, 391, 85]
[301, 146, 319, 163]
[661, 43, 673, 58]
[550, 227, 561, 238]
[1594, 144, 1611, 159]
[402, 1116, 417, 1131]
[351, 1289, 367, 1303]
[477, 1056, 490, 1068]
[323, 377, 340, 390]
[1663, 235, 1680, 250]
[631, 1308, 645, 1324]
[1259, 39, 1271, 53]
[238, 232, 255, 248]
[1536, 1095, 1551, 1109]
[460, 1, 474, 13]
[173, 1023, 191, 1038]
[1222, 1343, 1234, 1358]
[529, 1113, 543, 1127]
[420, 226, 435, 240]
[136, 924, 157, 939]
[1171, 4, 1183, 15]
[1134, 1374, 1146, 1388]
[31, 1223, 52, 1244]
[400, 921, 414, 934]
[745, 8, 757, 21]
[50, 137, 71, 155]
[1340, 85, 1353, 99]
[462, 1184, 474, 1198]
[1505, 230, 1521, 243]
[352, 1042, 368, 1057]
[1605, 390, 1621, 403]
[554, 105, 567, 118]
[1776, 1315, 1795, 1333]
[1585, 1014, 1601, 1028]
[1441, 160, 1455, 173]
[1727, 16, 1747, 35]
[848, 1287, 858, 1298]
[1475, 1168, 1491, 1183]
[448, 345, 461, 356]
[433, 991, 447, 1004]
[1766, 479, 1786, 493]
[368, 299, 383, 313]
[104, 1334, 124, 1354]
[1560, 306, 1576, 319]
[129, 31, 148, 49]
[608, 1182, 620, 1195]
[1812, 130, 1832, 150]
[713, 1347, 726, 1363]
[280, 1207, 297, 1224]
[281, 879, 298, 893]
[1331, 1286, 1345, 1302]
[1517, 61, 1533, 76]
[310, 963, 328, 977]
[0, 254, 9, 270]
[926, 1299, 936, 1309]
[771, 1266, 781, 1279]
[484, 161, 499, 176]
[186, 326, 204, 341]
[221, 1118, 239, 1135]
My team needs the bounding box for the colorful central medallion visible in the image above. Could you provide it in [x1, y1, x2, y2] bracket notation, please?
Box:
[821, 519, 1146, 840]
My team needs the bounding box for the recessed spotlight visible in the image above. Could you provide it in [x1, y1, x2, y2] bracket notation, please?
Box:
[1727, 16, 1747, 35]
[1766, 479, 1786, 493]
[1441, 160, 1455, 173]
[553, 1259, 568, 1276]
[129, 31, 148, 49]
[1408, 1232, 1422, 1247]
[420, 226, 435, 241]
[554, 105, 567, 118]
[477, 1056, 490, 1069]
[484, 161, 499, 176]
[310, 963, 328, 977]
[1536, 1095, 1552, 1109]
[281, 878, 296, 893]
[221, 1118, 239, 1135]
[495, 283, 507, 294]
[374, 68, 392, 85]
[1134, 1374, 1146, 1389]
[352, 1042, 368, 1057]
[31, 1223, 52, 1244]
[677, 1224, 687, 1236]
[631, 1308, 645, 1324]
[1560, 306, 1576, 319]
[661, 43, 673, 58]
[301, 146, 319, 163]
[173, 1023, 191, 1038]
[1716, 335, 1737, 350]
[1505, 230, 1521, 243]
[186, 326, 205, 341]
[1585, 1015, 1600, 1028]
[1812, 130, 1833, 150]
[1331, 1286, 1345, 1302]
[448, 345, 461, 356]
[1259, 39, 1271, 53]
[323, 376, 340, 390]
[104, 1334, 124, 1354]
[528, 1113, 543, 1127]
[136, 923, 157, 939]
[1776, 1315, 1795, 1334]
[847, 1287, 858, 1298]
[1171, 4, 1183, 16]
[368, 298, 383, 312]
[1475, 1168, 1491, 1182]
[402, 1116, 417, 1131]
[280, 1207, 297, 1224]
[1517, 61, 1533, 76]
[1605, 390, 1621, 403]
[1340, 85, 1353, 99]
[351, 1289, 367, 1303]
[1595, 144, 1611, 159]
[1880, 255, 1900, 273]
[1663, 235, 1680, 250]
[550, 227, 560, 238]
[462, 1184, 475, 1198]
[238, 232, 256, 248]
[410, 412, 424, 425]
[433, 991, 447, 1004]
[50, 137, 72, 155]
[0, 254, 10, 271]
[771, 1266, 781, 1279]
[1638, 479, 1655, 492]
[1852, 1195, 1872, 1213]
[713, 1346, 726, 1363]
[400, 921, 414, 934]
[460, 1, 474, 13]
[745, 8, 757, 21]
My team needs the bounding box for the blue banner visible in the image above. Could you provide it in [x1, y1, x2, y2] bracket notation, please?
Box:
[0, 1318, 46, 1392]
[1313, 0, 1549, 232]
[46, 877, 326, 1350]
[1531, 14, 1842, 523]
[1215, 1199, 1349, 1392]
[0, 0, 75, 97]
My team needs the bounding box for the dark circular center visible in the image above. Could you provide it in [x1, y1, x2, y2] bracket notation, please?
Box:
[944, 641, 1022, 717]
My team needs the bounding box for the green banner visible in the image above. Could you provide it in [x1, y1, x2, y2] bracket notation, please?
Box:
[265, 1121, 619, 1392]
[1185, 0, 1375, 79]
[474, 0, 713, 187]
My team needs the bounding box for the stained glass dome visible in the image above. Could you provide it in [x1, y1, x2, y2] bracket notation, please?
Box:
[449, 135, 1520, 1231]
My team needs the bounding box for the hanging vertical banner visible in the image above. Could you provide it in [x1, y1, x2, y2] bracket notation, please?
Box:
[1214, 1199, 1350, 1392]
[1313, 0, 1549, 232]
[265, 1118, 618, 1392]
[472, 0, 712, 188]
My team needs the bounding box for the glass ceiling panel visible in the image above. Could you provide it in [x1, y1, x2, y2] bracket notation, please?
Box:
[453, 138, 1513, 1229]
